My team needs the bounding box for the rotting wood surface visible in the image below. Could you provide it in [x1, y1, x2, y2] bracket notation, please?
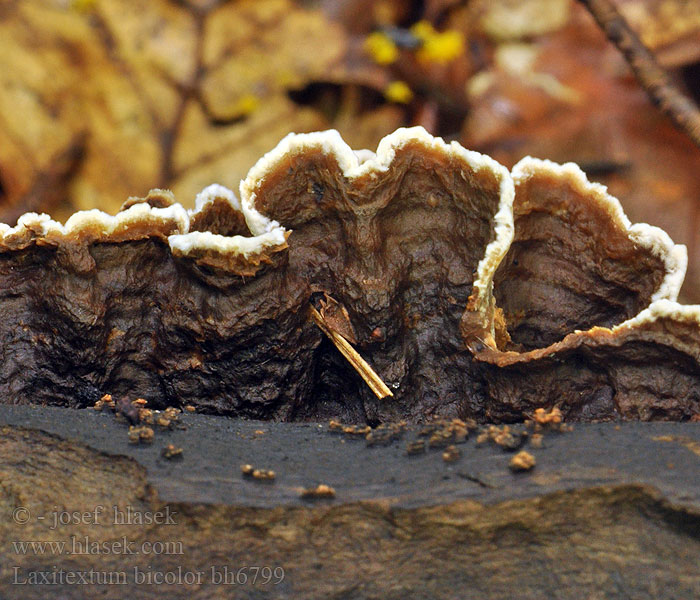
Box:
[0, 405, 698, 599]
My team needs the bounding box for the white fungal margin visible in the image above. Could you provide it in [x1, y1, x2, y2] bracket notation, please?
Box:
[512, 156, 688, 303]
[241, 126, 515, 323]
[0, 128, 693, 335]
[613, 298, 700, 331]
[0, 201, 189, 242]
[170, 183, 287, 258]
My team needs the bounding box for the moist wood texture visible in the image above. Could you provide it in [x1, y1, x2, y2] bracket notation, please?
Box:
[0, 406, 699, 599]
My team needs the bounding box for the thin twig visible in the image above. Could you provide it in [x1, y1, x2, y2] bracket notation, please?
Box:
[310, 306, 393, 399]
[579, 0, 700, 149]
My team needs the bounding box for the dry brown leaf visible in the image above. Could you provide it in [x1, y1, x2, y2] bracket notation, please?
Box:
[474, 0, 572, 41]
[614, 0, 700, 67]
[0, 0, 347, 220]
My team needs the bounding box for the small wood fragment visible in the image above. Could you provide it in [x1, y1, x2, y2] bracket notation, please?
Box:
[128, 425, 154, 444]
[310, 305, 393, 399]
[509, 451, 536, 472]
[442, 445, 461, 462]
[406, 439, 426, 455]
[241, 464, 276, 480]
[300, 484, 336, 499]
[161, 444, 183, 459]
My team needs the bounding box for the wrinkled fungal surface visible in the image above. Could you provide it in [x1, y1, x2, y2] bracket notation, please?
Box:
[0, 127, 698, 422]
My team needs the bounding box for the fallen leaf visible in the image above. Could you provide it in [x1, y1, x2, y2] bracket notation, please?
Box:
[614, 0, 700, 67]
[0, 0, 347, 220]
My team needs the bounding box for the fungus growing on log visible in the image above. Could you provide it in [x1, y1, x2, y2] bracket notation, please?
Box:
[0, 127, 698, 422]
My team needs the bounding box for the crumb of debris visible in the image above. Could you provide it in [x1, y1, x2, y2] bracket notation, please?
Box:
[428, 430, 452, 448]
[509, 450, 536, 472]
[128, 425, 154, 444]
[132, 398, 148, 407]
[301, 484, 336, 499]
[184, 405, 196, 413]
[365, 421, 406, 446]
[442, 445, 460, 462]
[418, 418, 475, 439]
[343, 425, 372, 436]
[161, 444, 183, 459]
[138, 408, 154, 425]
[252, 469, 275, 480]
[94, 393, 115, 411]
[406, 439, 426, 455]
[534, 407, 562, 426]
[476, 425, 527, 451]
[254, 430, 265, 435]
[530, 433, 543, 448]
[328, 419, 344, 432]
[417, 418, 474, 448]
[329, 420, 409, 447]
[241, 464, 275, 480]
[156, 416, 172, 428]
[527, 407, 572, 433]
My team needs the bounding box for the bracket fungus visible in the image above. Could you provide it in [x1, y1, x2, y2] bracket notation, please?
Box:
[0, 127, 698, 422]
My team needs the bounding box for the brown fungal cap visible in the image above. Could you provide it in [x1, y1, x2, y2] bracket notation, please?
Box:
[0, 127, 699, 423]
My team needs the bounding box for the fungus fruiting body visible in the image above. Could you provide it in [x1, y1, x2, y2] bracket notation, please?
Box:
[0, 127, 698, 422]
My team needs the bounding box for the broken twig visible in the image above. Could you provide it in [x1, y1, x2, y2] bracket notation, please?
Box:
[310, 306, 393, 399]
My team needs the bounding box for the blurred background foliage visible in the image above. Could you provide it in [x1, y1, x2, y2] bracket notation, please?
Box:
[1, 0, 699, 299]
